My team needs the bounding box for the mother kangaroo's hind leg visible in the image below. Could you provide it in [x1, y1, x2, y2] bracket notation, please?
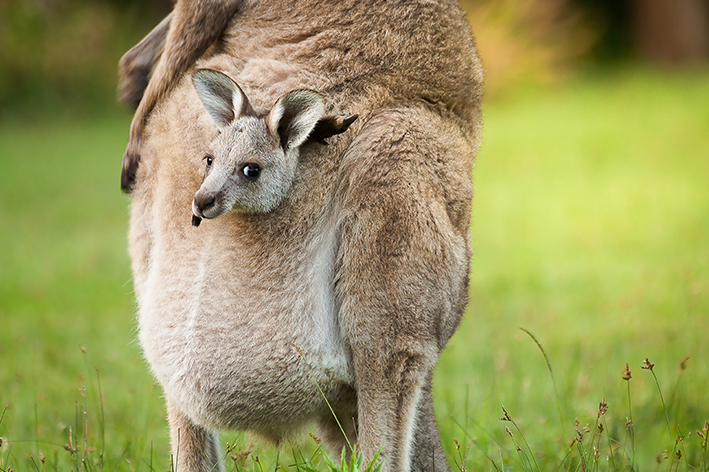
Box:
[167, 399, 223, 472]
[334, 105, 474, 471]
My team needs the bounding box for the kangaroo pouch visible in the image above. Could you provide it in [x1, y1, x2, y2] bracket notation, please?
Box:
[137, 208, 354, 433]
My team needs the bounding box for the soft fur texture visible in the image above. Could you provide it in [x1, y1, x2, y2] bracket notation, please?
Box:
[191, 69, 325, 218]
[123, 1, 483, 471]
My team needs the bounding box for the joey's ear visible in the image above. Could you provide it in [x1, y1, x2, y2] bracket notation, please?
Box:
[266, 90, 325, 151]
[192, 69, 254, 128]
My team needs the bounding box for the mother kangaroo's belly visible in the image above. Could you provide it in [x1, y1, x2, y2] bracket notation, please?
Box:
[138, 236, 353, 432]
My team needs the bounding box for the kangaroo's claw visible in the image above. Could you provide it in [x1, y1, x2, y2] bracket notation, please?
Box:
[121, 148, 140, 193]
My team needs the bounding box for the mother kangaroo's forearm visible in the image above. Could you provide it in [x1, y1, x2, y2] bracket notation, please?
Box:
[121, 0, 243, 193]
[118, 12, 172, 108]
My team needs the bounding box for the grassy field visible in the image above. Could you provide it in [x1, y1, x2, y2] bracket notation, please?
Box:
[1, 69, 708, 471]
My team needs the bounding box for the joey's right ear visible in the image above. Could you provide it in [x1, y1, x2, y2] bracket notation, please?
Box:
[192, 69, 254, 128]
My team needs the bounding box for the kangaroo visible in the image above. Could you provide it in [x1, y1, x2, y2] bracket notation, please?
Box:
[125, 1, 483, 471]
[189, 69, 356, 227]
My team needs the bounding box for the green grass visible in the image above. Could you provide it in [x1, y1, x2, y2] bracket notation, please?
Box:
[1, 68, 708, 471]
[435, 68, 709, 470]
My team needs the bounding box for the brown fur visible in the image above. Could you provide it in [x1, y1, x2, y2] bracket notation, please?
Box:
[120, 1, 238, 191]
[118, 12, 172, 108]
[125, 1, 483, 470]
[119, 2, 357, 192]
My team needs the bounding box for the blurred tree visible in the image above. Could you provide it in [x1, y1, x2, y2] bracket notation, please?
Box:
[460, 0, 597, 94]
[459, 0, 709, 95]
[572, 0, 633, 60]
[0, 0, 170, 117]
[573, 0, 709, 63]
[630, 0, 709, 64]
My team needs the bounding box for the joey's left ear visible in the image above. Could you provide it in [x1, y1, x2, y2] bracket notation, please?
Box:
[266, 90, 325, 151]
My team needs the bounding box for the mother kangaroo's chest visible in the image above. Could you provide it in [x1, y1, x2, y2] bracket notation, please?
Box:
[137, 213, 353, 431]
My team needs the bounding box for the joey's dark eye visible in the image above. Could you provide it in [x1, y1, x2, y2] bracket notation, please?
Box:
[203, 155, 213, 168]
[241, 163, 261, 181]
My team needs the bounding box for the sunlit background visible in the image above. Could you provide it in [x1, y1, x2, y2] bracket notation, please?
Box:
[1, 1, 708, 470]
[3, 0, 708, 112]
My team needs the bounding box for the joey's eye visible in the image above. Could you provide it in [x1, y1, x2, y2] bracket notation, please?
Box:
[203, 155, 213, 168]
[241, 163, 261, 181]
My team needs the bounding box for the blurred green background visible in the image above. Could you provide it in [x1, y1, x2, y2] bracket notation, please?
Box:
[1, 0, 708, 470]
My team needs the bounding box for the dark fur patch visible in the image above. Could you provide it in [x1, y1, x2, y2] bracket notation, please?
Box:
[121, 154, 139, 193]
[309, 114, 359, 144]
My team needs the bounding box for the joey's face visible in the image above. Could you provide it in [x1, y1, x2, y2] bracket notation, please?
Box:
[192, 117, 298, 220]
[190, 69, 325, 225]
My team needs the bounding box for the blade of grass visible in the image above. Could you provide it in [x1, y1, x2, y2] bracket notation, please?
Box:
[292, 344, 353, 454]
[520, 328, 565, 440]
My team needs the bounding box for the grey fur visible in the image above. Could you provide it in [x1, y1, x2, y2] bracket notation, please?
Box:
[191, 69, 324, 218]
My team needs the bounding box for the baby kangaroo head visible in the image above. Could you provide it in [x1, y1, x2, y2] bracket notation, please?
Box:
[191, 69, 325, 224]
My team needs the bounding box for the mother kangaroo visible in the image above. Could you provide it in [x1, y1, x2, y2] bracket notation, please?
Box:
[123, 1, 483, 470]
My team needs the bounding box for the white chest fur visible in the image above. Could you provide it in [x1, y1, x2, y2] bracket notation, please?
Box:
[137, 215, 353, 433]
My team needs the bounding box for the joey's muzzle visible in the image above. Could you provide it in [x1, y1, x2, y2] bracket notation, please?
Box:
[193, 192, 215, 216]
[192, 191, 218, 226]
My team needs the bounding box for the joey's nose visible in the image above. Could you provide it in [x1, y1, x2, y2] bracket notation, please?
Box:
[194, 193, 216, 215]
